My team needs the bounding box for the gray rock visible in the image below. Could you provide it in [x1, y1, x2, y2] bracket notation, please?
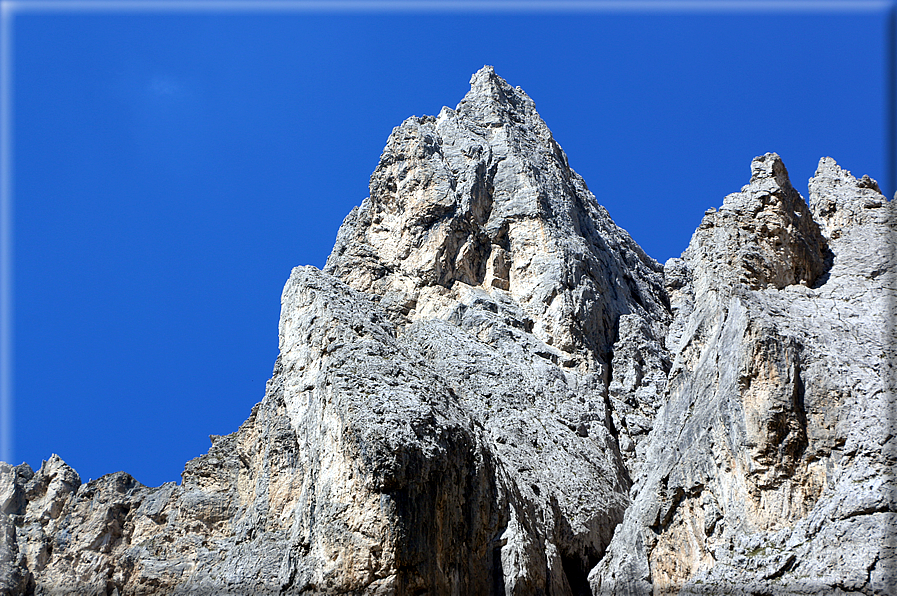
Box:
[1, 68, 892, 596]
[590, 154, 895, 596]
[324, 66, 670, 373]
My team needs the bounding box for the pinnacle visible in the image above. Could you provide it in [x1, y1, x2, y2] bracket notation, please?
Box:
[469, 65, 501, 88]
[812, 156, 884, 195]
[748, 152, 791, 188]
[465, 65, 512, 100]
[815, 156, 841, 178]
[458, 65, 534, 121]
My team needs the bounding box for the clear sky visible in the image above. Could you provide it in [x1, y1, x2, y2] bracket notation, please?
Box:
[5, 1, 895, 488]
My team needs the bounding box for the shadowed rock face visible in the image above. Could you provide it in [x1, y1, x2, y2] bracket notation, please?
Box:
[1, 67, 893, 596]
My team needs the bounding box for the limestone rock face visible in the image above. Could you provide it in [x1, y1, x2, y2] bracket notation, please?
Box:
[325, 66, 669, 373]
[591, 154, 895, 595]
[1, 68, 893, 596]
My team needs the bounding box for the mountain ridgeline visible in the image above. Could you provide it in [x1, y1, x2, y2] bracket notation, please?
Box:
[2, 67, 894, 596]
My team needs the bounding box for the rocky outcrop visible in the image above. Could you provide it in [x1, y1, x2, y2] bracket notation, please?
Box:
[325, 66, 669, 372]
[1, 67, 893, 596]
[591, 153, 895, 595]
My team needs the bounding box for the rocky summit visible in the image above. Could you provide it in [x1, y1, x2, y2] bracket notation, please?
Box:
[1, 66, 894, 596]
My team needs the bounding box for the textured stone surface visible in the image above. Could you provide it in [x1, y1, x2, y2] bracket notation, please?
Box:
[1, 68, 892, 596]
[325, 66, 669, 372]
[590, 154, 895, 595]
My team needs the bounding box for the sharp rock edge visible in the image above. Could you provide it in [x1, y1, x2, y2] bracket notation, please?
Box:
[1, 66, 894, 596]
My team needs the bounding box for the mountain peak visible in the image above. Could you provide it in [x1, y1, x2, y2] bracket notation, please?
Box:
[466, 65, 510, 97]
[8, 69, 890, 596]
[456, 65, 537, 127]
[325, 68, 668, 370]
[748, 151, 793, 189]
[470, 64, 499, 83]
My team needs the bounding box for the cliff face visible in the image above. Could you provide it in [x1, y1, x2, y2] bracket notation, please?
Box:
[591, 153, 895, 595]
[1, 67, 893, 596]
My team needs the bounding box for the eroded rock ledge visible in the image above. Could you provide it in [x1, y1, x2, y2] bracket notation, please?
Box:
[2, 67, 893, 596]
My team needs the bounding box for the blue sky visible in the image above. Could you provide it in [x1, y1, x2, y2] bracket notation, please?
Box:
[4, 1, 894, 488]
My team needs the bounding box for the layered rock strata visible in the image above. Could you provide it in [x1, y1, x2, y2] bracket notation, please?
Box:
[1, 67, 893, 596]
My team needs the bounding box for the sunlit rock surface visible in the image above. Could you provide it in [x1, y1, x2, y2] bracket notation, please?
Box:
[591, 153, 895, 596]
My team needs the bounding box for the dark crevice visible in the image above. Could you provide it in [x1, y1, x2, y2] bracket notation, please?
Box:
[561, 551, 598, 596]
[492, 546, 507, 596]
[601, 330, 635, 491]
[791, 359, 809, 464]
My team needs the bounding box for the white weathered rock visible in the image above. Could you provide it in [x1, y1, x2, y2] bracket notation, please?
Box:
[590, 154, 895, 595]
[325, 66, 669, 373]
[1, 69, 892, 596]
